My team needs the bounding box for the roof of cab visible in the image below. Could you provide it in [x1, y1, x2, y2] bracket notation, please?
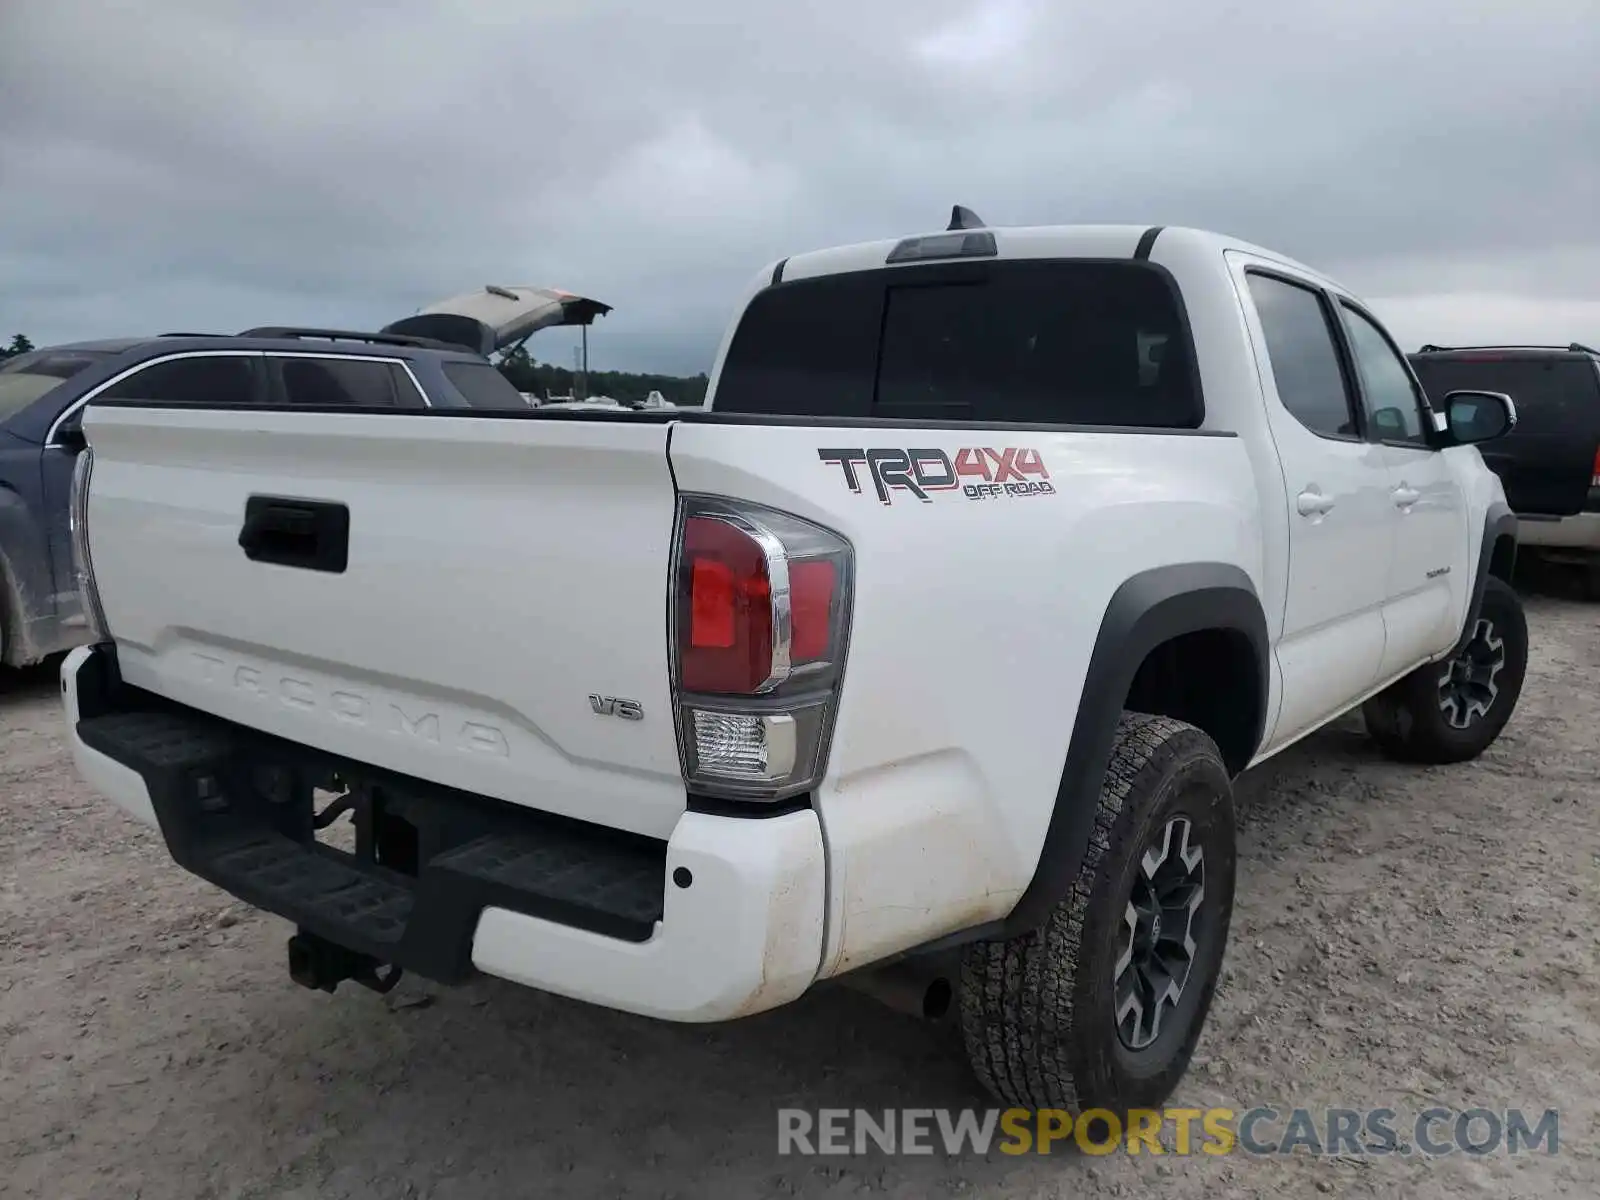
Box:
[772, 222, 1354, 296]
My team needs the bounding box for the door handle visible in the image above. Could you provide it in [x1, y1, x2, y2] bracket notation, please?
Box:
[1392, 484, 1420, 509]
[239, 496, 350, 573]
[1296, 488, 1335, 517]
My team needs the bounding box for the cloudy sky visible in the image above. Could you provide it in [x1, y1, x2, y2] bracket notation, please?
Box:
[3, 0, 1597, 375]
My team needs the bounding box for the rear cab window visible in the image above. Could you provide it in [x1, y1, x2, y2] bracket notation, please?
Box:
[713, 260, 1202, 427]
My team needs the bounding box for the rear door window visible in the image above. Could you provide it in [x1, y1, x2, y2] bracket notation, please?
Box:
[1244, 273, 1358, 439]
[274, 356, 416, 407]
[714, 261, 1201, 426]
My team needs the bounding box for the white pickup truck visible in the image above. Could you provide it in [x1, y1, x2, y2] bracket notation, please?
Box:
[62, 215, 1525, 1115]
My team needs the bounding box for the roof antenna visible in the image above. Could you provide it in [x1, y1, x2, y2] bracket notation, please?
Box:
[948, 205, 985, 231]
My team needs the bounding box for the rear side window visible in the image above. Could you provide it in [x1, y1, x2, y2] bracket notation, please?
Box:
[714, 261, 1200, 426]
[100, 355, 257, 405]
[1246, 273, 1357, 439]
[442, 360, 530, 409]
[277, 357, 406, 407]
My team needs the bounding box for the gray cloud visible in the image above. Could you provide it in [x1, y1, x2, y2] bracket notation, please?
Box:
[3, 0, 1597, 374]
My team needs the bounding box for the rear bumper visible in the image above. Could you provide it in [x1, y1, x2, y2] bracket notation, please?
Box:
[61, 644, 826, 1022]
[1516, 511, 1600, 552]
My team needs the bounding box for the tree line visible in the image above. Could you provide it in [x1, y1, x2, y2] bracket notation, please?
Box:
[0, 334, 709, 404]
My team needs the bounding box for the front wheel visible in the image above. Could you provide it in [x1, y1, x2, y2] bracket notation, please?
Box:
[1363, 575, 1528, 764]
[958, 713, 1236, 1113]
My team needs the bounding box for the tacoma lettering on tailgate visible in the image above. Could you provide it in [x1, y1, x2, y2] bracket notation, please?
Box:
[818, 447, 1055, 505]
[189, 651, 511, 757]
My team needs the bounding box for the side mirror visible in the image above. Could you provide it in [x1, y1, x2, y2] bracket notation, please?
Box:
[1444, 390, 1516, 445]
[55, 424, 87, 452]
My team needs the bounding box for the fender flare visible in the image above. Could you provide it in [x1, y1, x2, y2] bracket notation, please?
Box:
[1451, 502, 1517, 657]
[997, 562, 1270, 939]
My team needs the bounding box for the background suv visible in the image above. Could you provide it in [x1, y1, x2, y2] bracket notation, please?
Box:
[1410, 342, 1600, 597]
[0, 325, 533, 669]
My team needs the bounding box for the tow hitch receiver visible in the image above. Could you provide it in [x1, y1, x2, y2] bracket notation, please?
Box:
[287, 930, 404, 995]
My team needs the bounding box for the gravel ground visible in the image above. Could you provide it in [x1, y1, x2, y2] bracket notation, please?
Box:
[3, 578, 1597, 1199]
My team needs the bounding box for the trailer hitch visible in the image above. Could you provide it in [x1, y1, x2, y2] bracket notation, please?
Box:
[287, 931, 403, 995]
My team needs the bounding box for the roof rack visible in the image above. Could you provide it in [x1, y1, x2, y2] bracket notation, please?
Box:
[1416, 342, 1600, 356]
[159, 331, 226, 338]
[236, 325, 463, 352]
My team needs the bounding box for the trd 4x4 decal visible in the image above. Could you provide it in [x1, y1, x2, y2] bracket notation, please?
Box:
[818, 447, 1055, 505]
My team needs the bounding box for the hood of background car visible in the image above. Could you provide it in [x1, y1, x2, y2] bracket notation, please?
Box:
[380, 286, 612, 356]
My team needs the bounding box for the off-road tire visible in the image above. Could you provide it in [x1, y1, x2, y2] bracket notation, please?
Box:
[1363, 575, 1528, 764]
[958, 713, 1236, 1113]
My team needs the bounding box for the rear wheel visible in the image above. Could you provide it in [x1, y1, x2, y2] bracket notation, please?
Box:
[958, 713, 1236, 1113]
[1363, 575, 1528, 764]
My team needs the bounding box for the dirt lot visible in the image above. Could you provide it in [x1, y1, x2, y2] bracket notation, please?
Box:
[3, 580, 1597, 1200]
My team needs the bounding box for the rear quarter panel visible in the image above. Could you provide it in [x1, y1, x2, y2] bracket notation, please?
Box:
[668, 421, 1263, 974]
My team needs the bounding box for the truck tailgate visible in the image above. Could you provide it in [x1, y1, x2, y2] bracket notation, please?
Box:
[81, 406, 686, 839]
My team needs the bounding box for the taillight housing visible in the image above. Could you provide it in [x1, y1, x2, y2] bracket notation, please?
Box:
[68, 445, 109, 642]
[671, 496, 853, 802]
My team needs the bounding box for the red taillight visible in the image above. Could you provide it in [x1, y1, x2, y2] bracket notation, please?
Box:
[672, 498, 853, 801]
[689, 559, 736, 648]
[1592, 446, 1600, 487]
[681, 515, 774, 693]
[789, 560, 836, 662]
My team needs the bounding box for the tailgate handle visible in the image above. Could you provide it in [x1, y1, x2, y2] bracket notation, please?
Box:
[239, 496, 350, 573]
